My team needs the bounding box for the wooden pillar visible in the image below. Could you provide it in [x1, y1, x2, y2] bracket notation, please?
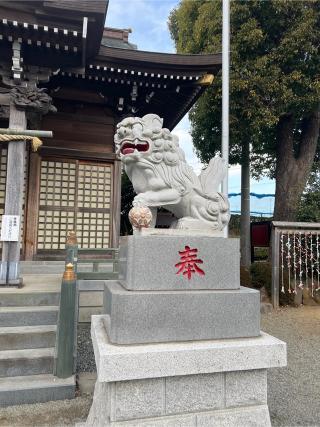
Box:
[0, 104, 26, 284]
[24, 151, 41, 260]
[111, 159, 122, 248]
[271, 226, 280, 309]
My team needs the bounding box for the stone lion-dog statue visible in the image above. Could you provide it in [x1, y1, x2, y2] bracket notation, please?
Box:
[115, 113, 230, 232]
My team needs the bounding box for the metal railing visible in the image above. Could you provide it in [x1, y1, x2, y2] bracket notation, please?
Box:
[54, 262, 77, 378]
[271, 221, 320, 308]
[54, 231, 119, 378]
[64, 230, 119, 280]
[76, 248, 119, 280]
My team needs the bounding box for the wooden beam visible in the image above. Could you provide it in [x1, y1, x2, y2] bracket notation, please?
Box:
[0, 128, 53, 138]
[24, 151, 40, 260]
[81, 16, 88, 68]
[40, 147, 117, 161]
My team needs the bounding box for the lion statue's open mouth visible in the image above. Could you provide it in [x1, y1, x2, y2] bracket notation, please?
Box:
[120, 140, 149, 156]
[115, 113, 230, 232]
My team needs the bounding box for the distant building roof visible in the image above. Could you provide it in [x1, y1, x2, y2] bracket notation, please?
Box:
[102, 27, 137, 50]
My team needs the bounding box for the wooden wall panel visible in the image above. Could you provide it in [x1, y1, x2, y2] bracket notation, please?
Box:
[23, 99, 119, 258]
[41, 101, 116, 156]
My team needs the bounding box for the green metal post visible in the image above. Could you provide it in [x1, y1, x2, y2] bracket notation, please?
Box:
[54, 263, 77, 378]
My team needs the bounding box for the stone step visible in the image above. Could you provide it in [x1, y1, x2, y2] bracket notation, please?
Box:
[0, 306, 58, 327]
[0, 347, 54, 377]
[0, 325, 56, 350]
[20, 262, 65, 275]
[20, 262, 114, 275]
[0, 374, 75, 407]
[0, 292, 60, 307]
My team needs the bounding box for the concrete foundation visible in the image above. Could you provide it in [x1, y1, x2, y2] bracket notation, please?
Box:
[83, 315, 286, 427]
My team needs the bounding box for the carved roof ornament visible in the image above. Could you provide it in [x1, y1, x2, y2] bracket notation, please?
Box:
[10, 86, 57, 115]
[0, 105, 9, 120]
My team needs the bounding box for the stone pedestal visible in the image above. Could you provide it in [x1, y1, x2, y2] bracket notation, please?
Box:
[83, 235, 287, 426]
[119, 235, 240, 290]
[105, 281, 260, 344]
[84, 315, 286, 427]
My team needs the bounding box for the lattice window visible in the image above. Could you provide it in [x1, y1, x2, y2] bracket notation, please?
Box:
[37, 159, 112, 251]
[77, 163, 112, 249]
[38, 160, 76, 250]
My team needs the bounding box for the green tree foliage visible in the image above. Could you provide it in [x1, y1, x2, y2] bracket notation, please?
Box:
[169, 0, 320, 220]
[297, 162, 320, 222]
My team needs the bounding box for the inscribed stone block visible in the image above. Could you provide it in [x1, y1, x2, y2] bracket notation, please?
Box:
[119, 235, 240, 291]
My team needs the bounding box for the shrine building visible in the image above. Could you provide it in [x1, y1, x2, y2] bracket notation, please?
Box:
[0, 0, 221, 261]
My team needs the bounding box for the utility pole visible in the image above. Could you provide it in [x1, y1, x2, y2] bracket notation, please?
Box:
[221, 0, 230, 238]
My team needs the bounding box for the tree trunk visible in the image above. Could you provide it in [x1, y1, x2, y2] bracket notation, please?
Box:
[240, 139, 251, 268]
[274, 109, 320, 221]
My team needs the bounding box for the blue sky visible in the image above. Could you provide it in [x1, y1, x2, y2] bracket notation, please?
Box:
[106, 0, 275, 215]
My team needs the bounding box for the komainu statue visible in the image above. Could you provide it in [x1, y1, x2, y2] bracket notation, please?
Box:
[115, 114, 230, 232]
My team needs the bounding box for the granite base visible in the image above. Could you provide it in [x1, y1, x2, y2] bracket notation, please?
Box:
[82, 315, 287, 427]
[104, 281, 260, 344]
[119, 235, 240, 291]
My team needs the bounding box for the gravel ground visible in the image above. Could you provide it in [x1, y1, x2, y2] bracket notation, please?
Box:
[76, 325, 95, 373]
[0, 306, 319, 426]
[262, 305, 320, 427]
[0, 396, 92, 426]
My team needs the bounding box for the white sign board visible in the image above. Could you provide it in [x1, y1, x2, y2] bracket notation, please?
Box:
[1, 215, 20, 242]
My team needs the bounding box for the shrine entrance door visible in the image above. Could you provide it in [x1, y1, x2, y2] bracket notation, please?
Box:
[36, 157, 113, 257]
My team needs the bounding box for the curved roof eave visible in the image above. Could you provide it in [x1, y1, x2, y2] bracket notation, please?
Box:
[95, 45, 222, 73]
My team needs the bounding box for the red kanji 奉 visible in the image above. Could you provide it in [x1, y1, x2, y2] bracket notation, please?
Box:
[175, 245, 205, 280]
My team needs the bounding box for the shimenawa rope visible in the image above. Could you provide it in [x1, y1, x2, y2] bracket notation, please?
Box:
[0, 134, 42, 152]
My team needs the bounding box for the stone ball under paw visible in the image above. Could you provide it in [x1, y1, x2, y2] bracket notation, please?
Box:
[129, 206, 153, 229]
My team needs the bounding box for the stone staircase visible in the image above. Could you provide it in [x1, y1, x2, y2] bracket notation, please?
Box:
[0, 290, 75, 407]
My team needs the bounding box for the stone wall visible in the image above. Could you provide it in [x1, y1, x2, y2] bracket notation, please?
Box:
[78, 281, 104, 323]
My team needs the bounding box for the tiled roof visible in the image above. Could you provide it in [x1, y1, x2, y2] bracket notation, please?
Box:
[101, 37, 137, 50]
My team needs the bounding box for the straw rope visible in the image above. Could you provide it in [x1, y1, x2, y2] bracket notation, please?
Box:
[0, 134, 42, 152]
